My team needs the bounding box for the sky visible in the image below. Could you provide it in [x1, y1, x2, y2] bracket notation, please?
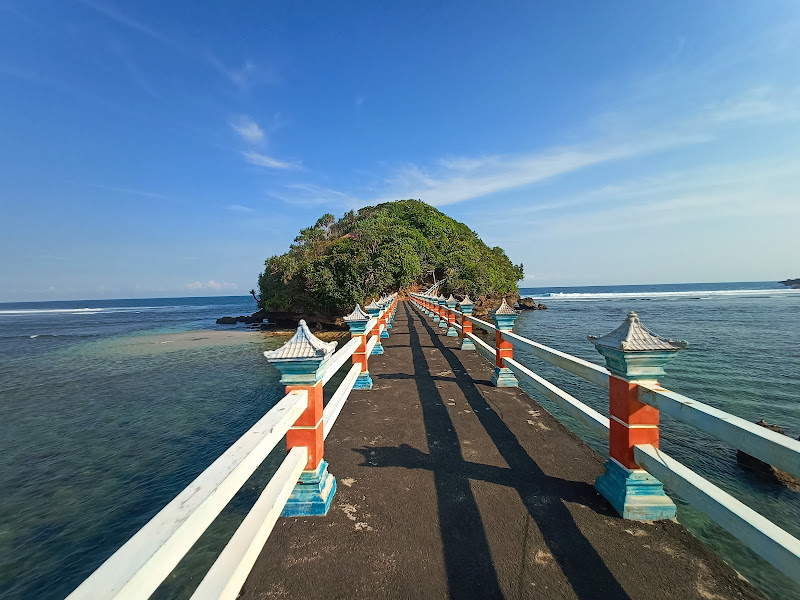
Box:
[1, 1, 799, 301]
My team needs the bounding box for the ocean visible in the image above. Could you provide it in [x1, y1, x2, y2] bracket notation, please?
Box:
[0, 283, 798, 599]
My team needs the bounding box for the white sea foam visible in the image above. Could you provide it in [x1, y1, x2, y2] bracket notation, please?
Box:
[0, 308, 103, 315]
[530, 288, 799, 301]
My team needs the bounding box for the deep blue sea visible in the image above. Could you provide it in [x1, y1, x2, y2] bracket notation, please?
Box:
[0, 284, 798, 599]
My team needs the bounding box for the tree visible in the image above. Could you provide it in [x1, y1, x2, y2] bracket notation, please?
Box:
[257, 199, 523, 318]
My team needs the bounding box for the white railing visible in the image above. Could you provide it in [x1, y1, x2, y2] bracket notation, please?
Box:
[321, 336, 360, 386]
[323, 364, 361, 439]
[67, 305, 390, 600]
[503, 330, 610, 390]
[67, 391, 309, 600]
[409, 295, 800, 584]
[190, 446, 308, 600]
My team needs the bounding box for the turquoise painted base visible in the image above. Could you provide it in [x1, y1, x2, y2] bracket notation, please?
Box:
[371, 342, 384, 355]
[491, 367, 519, 387]
[433, 315, 440, 323]
[438, 321, 448, 329]
[386, 323, 392, 330]
[281, 460, 337, 517]
[460, 338, 475, 350]
[446, 327, 459, 337]
[353, 372, 373, 390]
[595, 459, 676, 521]
[380, 330, 389, 339]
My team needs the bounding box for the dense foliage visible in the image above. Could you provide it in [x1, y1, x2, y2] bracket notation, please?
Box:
[257, 199, 523, 317]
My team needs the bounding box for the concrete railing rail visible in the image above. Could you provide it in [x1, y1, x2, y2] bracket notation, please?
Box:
[68, 295, 401, 600]
[409, 292, 800, 583]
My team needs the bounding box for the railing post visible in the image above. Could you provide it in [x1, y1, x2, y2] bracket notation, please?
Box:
[491, 299, 519, 387]
[590, 311, 686, 520]
[264, 320, 337, 516]
[344, 304, 373, 390]
[437, 295, 448, 329]
[379, 297, 390, 339]
[458, 295, 475, 350]
[445, 295, 458, 337]
[432, 295, 441, 323]
[365, 299, 384, 354]
[389, 294, 397, 326]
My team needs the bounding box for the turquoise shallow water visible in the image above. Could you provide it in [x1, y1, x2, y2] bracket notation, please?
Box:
[510, 282, 800, 600]
[0, 286, 798, 599]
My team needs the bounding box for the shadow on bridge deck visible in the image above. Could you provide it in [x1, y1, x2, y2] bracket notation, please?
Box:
[241, 302, 762, 600]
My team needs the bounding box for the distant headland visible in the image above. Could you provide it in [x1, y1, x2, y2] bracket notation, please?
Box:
[779, 278, 800, 288]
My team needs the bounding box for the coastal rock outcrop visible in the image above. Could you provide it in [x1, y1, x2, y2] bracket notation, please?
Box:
[779, 278, 800, 288]
[516, 297, 547, 310]
[736, 420, 800, 492]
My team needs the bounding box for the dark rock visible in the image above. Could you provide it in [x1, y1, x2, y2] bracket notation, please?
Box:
[537, 303, 547, 310]
[217, 308, 269, 326]
[517, 297, 538, 310]
[736, 420, 800, 492]
[779, 278, 800, 288]
[473, 293, 520, 318]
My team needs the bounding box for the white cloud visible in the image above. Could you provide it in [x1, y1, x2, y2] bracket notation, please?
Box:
[366, 132, 708, 208]
[242, 151, 299, 170]
[229, 116, 264, 143]
[185, 280, 238, 291]
[226, 204, 254, 213]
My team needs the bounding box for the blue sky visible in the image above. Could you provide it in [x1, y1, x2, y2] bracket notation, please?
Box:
[1, 1, 799, 301]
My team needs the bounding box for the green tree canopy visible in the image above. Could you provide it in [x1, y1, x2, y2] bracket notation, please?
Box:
[257, 199, 523, 317]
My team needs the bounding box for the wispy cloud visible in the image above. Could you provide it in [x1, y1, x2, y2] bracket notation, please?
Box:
[242, 151, 299, 170]
[79, 0, 274, 90]
[705, 86, 800, 124]
[229, 116, 264, 143]
[207, 55, 276, 89]
[226, 204, 255, 213]
[78, 0, 175, 47]
[184, 280, 238, 291]
[365, 131, 709, 207]
[111, 42, 160, 99]
[268, 183, 357, 207]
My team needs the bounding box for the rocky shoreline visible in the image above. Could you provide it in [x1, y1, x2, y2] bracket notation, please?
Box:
[217, 290, 547, 332]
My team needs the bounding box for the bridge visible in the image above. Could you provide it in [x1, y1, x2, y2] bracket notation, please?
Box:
[67, 294, 800, 599]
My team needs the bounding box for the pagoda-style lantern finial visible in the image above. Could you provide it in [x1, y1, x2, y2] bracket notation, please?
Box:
[589, 311, 687, 381]
[492, 298, 519, 331]
[264, 320, 337, 385]
[343, 305, 374, 390]
[365, 299, 382, 317]
[458, 294, 474, 308]
[343, 304, 370, 327]
[446, 294, 457, 308]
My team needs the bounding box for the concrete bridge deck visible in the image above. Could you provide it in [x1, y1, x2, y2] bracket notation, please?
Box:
[241, 302, 762, 600]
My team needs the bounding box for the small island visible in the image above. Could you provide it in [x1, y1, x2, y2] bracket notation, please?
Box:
[219, 199, 524, 329]
[779, 278, 800, 288]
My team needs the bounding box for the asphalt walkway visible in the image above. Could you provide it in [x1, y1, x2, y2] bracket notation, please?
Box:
[241, 301, 762, 600]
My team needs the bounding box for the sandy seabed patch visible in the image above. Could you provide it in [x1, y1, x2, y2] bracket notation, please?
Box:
[100, 329, 349, 356]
